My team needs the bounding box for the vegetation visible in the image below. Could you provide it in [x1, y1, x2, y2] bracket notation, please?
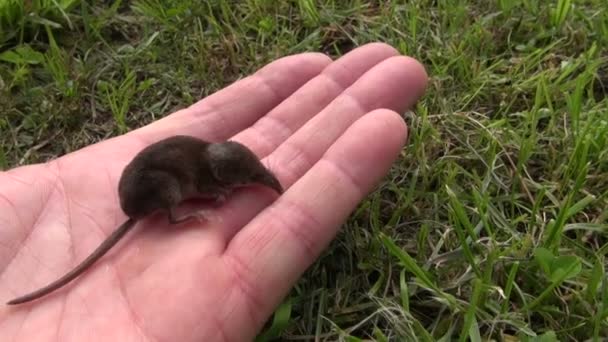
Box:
[1, 0, 607, 340]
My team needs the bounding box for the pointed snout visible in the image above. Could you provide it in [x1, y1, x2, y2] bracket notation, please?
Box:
[256, 170, 283, 194]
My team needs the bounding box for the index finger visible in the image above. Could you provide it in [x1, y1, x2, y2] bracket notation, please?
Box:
[132, 52, 332, 142]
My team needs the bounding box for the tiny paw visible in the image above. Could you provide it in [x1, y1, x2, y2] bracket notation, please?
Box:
[212, 192, 228, 206]
[195, 210, 223, 224]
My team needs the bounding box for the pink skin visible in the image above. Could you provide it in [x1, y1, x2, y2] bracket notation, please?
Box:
[0, 42, 427, 341]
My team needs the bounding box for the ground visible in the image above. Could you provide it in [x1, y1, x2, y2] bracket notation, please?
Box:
[0, 0, 607, 341]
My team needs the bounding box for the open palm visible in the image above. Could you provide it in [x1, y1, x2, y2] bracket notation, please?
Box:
[0, 43, 427, 341]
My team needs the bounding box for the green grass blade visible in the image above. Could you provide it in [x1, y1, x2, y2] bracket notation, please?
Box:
[459, 278, 483, 342]
[255, 298, 293, 342]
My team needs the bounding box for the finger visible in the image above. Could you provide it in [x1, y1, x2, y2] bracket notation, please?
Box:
[211, 54, 427, 240]
[220, 109, 409, 326]
[273, 55, 427, 186]
[232, 42, 400, 157]
[133, 52, 332, 142]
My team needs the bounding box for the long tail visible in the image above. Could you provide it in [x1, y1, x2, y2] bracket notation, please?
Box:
[6, 218, 137, 305]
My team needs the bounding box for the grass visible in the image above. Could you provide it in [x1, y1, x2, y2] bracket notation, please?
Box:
[1, 0, 607, 340]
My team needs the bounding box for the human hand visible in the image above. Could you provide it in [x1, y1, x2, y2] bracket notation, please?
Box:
[0, 42, 427, 341]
